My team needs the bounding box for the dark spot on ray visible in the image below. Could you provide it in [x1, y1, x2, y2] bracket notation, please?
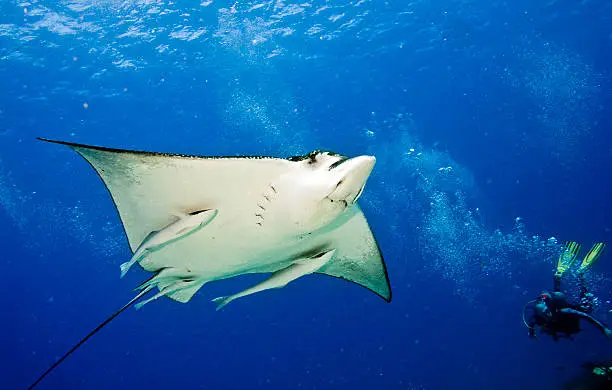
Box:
[187, 209, 209, 216]
[258, 204, 266, 211]
[288, 154, 308, 162]
[270, 185, 277, 193]
[263, 195, 270, 202]
[290, 245, 329, 261]
[288, 150, 318, 162]
[307, 150, 321, 164]
[328, 157, 349, 170]
[287, 150, 345, 164]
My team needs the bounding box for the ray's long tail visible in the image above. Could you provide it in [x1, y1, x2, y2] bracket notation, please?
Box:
[27, 283, 154, 389]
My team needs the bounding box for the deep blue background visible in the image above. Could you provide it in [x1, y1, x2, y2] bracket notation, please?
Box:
[1, 1, 611, 389]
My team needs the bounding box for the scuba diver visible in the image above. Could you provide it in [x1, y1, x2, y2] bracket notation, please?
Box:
[523, 241, 612, 341]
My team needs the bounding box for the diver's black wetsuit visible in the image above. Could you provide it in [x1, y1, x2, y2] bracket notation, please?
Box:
[527, 275, 610, 341]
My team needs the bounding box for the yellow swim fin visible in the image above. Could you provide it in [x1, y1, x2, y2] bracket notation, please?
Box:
[555, 241, 581, 278]
[578, 242, 605, 273]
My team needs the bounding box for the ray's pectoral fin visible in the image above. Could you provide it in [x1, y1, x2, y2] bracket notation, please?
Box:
[212, 249, 336, 311]
[119, 209, 218, 278]
[314, 206, 392, 302]
[316, 245, 391, 303]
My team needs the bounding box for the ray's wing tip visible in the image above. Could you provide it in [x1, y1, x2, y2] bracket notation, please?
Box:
[37, 137, 76, 148]
[378, 283, 392, 303]
[382, 289, 392, 303]
[382, 268, 392, 303]
[356, 280, 391, 303]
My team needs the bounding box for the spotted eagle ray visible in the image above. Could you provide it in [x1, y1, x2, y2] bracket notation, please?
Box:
[29, 138, 391, 389]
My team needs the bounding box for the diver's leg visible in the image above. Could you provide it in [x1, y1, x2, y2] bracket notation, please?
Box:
[556, 241, 581, 279]
[553, 275, 562, 292]
[575, 243, 605, 313]
[577, 243, 606, 274]
[578, 275, 594, 313]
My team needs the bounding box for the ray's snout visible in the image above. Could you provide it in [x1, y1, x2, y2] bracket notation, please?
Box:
[329, 155, 376, 203]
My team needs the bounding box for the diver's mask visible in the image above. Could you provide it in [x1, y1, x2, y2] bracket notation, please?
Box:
[534, 302, 552, 319]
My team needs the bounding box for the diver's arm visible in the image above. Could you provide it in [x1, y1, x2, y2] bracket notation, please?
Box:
[560, 308, 611, 338]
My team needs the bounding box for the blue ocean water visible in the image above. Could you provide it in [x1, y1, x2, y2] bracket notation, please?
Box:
[2, 1, 612, 389]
